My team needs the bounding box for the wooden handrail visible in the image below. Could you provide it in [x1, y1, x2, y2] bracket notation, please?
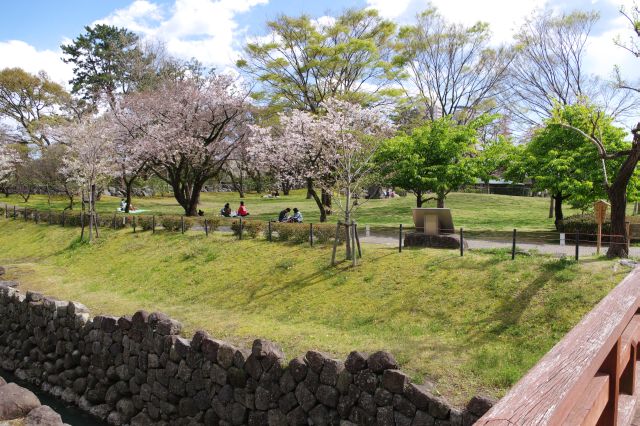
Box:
[477, 268, 640, 425]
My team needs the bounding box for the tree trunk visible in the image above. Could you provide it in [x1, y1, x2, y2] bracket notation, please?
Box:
[306, 180, 313, 199]
[607, 186, 629, 257]
[124, 180, 133, 214]
[321, 189, 332, 216]
[548, 196, 554, 219]
[553, 194, 564, 231]
[436, 194, 445, 208]
[634, 201, 638, 216]
[281, 181, 291, 196]
[485, 179, 490, 194]
[416, 192, 423, 207]
[345, 189, 352, 260]
[606, 126, 640, 257]
[307, 179, 326, 222]
[229, 173, 245, 198]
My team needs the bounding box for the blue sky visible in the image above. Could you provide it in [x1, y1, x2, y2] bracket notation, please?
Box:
[0, 0, 637, 86]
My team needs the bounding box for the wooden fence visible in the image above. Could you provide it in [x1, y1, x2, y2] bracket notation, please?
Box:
[477, 268, 640, 425]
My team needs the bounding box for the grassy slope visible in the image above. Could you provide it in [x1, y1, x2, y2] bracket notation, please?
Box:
[1, 190, 580, 231]
[0, 219, 626, 406]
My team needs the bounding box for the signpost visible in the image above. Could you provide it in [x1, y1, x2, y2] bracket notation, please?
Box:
[594, 200, 610, 255]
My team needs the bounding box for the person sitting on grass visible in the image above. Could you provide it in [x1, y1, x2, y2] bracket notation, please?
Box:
[119, 199, 126, 212]
[278, 207, 291, 222]
[237, 201, 249, 217]
[220, 203, 232, 217]
[289, 208, 303, 223]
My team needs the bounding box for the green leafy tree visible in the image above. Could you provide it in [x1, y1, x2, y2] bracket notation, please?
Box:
[0, 68, 69, 150]
[238, 9, 398, 113]
[474, 137, 519, 193]
[376, 116, 484, 208]
[524, 102, 628, 230]
[61, 24, 151, 109]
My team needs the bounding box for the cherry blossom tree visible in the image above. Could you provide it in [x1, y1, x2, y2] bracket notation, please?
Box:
[315, 99, 394, 226]
[249, 99, 392, 226]
[107, 108, 148, 213]
[58, 117, 115, 241]
[0, 141, 20, 186]
[122, 74, 250, 216]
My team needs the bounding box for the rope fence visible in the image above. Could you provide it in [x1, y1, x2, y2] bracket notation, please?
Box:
[1, 203, 635, 264]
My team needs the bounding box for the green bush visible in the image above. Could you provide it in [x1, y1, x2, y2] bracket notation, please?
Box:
[136, 216, 155, 231]
[194, 216, 221, 232]
[312, 223, 347, 244]
[272, 222, 311, 243]
[231, 219, 265, 238]
[161, 216, 194, 232]
[561, 214, 612, 242]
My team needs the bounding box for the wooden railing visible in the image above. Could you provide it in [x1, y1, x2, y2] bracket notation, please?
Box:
[477, 268, 640, 425]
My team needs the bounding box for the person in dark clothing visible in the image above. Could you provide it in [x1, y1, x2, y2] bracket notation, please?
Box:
[278, 208, 291, 222]
[220, 203, 232, 217]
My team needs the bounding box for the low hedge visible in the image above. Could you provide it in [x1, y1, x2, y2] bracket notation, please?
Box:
[160, 215, 196, 232]
[560, 214, 640, 242]
[230, 219, 348, 244]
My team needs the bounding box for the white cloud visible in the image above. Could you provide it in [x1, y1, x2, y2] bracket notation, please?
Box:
[367, 0, 548, 43]
[584, 14, 638, 81]
[97, 0, 268, 69]
[427, 0, 547, 44]
[0, 40, 73, 86]
[366, 0, 413, 19]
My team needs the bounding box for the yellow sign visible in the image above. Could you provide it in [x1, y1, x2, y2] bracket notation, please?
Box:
[594, 200, 610, 225]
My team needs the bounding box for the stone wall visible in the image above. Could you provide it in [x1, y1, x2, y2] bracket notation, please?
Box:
[0, 283, 493, 426]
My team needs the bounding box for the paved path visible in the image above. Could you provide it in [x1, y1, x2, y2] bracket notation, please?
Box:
[359, 235, 640, 257]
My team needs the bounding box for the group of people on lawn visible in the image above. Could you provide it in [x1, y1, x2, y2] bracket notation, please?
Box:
[219, 202, 303, 223]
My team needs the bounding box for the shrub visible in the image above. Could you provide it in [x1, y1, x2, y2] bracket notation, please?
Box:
[136, 216, 155, 231]
[561, 214, 612, 242]
[194, 216, 221, 232]
[271, 222, 311, 243]
[312, 223, 348, 244]
[231, 219, 265, 238]
[161, 216, 194, 232]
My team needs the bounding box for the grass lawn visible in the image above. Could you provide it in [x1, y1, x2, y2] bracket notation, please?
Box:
[1, 190, 581, 231]
[0, 219, 627, 406]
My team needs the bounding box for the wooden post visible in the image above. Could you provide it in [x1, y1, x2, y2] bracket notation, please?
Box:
[511, 229, 517, 260]
[239, 217, 243, 240]
[399, 224, 403, 253]
[181, 216, 185, 234]
[204, 219, 209, 236]
[460, 228, 464, 256]
[4, 204, 7, 219]
[80, 212, 85, 241]
[13, 205, 16, 219]
[331, 222, 341, 266]
[598, 339, 621, 426]
[152, 215, 156, 234]
[355, 223, 362, 258]
[35, 211, 38, 224]
[133, 216, 136, 233]
[626, 221, 631, 252]
[48, 211, 51, 225]
[23, 207, 27, 221]
[597, 222, 602, 255]
[62, 210, 65, 227]
[575, 230, 580, 261]
[268, 221, 272, 242]
[309, 223, 314, 247]
[351, 223, 357, 267]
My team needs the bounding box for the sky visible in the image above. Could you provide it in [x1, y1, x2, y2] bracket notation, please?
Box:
[0, 0, 637, 89]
